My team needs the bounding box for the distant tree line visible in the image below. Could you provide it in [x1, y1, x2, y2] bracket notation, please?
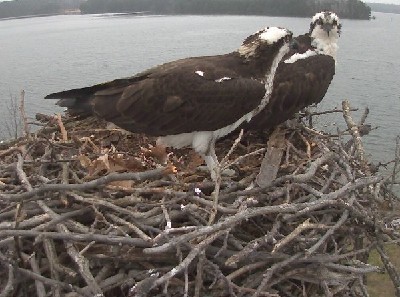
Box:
[80, 0, 371, 19]
[367, 3, 400, 14]
[0, 0, 371, 20]
[0, 0, 83, 19]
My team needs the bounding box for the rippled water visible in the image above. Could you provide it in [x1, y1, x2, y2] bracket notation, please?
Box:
[0, 13, 399, 162]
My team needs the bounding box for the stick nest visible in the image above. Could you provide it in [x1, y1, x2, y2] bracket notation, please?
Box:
[0, 100, 399, 297]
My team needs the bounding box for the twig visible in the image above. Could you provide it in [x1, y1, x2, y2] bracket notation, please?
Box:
[57, 223, 104, 296]
[227, 261, 270, 281]
[1, 167, 170, 202]
[342, 100, 369, 175]
[304, 107, 358, 117]
[22, 253, 46, 297]
[0, 264, 14, 297]
[306, 210, 349, 255]
[161, 196, 172, 230]
[225, 220, 281, 267]
[0, 229, 151, 247]
[256, 127, 285, 187]
[16, 153, 33, 191]
[17, 266, 89, 296]
[272, 219, 329, 254]
[221, 129, 244, 167]
[194, 252, 205, 297]
[43, 235, 77, 279]
[105, 213, 152, 242]
[19, 90, 30, 139]
[55, 114, 68, 142]
[150, 231, 225, 291]
[252, 253, 302, 297]
[376, 242, 400, 297]
[225, 147, 266, 169]
[389, 136, 400, 197]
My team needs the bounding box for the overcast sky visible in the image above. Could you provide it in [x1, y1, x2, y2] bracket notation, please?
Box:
[0, 0, 399, 4]
[368, 0, 400, 4]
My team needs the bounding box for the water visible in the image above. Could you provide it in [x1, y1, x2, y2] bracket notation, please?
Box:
[0, 13, 399, 163]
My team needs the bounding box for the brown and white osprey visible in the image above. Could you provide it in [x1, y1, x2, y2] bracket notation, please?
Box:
[247, 11, 342, 130]
[46, 26, 292, 180]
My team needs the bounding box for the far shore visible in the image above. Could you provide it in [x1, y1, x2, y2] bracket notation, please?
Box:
[3, 9, 398, 21]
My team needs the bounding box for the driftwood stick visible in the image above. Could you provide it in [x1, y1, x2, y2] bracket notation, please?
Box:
[389, 136, 400, 196]
[161, 196, 172, 230]
[208, 172, 222, 225]
[227, 261, 270, 281]
[16, 265, 89, 296]
[56, 222, 104, 296]
[272, 219, 329, 254]
[253, 253, 302, 297]
[105, 213, 152, 242]
[34, 201, 104, 296]
[0, 229, 151, 247]
[22, 253, 47, 297]
[324, 262, 380, 274]
[1, 167, 170, 202]
[357, 276, 370, 297]
[306, 210, 349, 255]
[0, 250, 87, 296]
[225, 147, 266, 169]
[206, 259, 238, 297]
[221, 129, 244, 167]
[359, 107, 370, 126]
[34, 207, 92, 232]
[55, 114, 68, 142]
[225, 220, 281, 267]
[194, 252, 205, 297]
[305, 107, 358, 117]
[376, 243, 400, 297]
[187, 196, 237, 214]
[0, 264, 15, 297]
[16, 153, 33, 191]
[0, 146, 24, 158]
[19, 90, 30, 139]
[69, 192, 151, 220]
[342, 100, 369, 174]
[0, 214, 50, 231]
[150, 230, 225, 291]
[209, 130, 245, 225]
[43, 236, 77, 279]
[256, 127, 285, 187]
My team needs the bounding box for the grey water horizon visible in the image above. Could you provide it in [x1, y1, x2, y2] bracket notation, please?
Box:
[0, 12, 399, 163]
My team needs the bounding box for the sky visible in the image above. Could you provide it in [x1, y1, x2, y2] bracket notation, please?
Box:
[368, 0, 400, 3]
[0, 0, 399, 3]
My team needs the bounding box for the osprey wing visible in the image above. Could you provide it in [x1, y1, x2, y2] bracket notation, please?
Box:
[91, 58, 267, 136]
[249, 54, 335, 130]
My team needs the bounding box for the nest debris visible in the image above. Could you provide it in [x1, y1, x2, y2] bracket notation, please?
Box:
[0, 100, 400, 297]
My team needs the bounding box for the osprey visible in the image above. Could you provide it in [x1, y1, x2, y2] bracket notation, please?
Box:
[45, 27, 292, 180]
[247, 11, 342, 130]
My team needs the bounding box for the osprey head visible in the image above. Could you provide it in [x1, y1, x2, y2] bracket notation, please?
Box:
[310, 11, 342, 37]
[309, 11, 341, 59]
[238, 27, 292, 59]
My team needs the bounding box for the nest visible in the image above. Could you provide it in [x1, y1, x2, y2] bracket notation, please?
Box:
[0, 100, 399, 297]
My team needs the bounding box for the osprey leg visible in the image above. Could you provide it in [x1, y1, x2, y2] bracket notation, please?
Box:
[201, 143, 220, 182]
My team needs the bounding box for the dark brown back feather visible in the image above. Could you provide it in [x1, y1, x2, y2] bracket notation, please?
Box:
[247, 54, 335, 130]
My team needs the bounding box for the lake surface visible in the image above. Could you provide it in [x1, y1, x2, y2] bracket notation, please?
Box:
[0, 13, 399, 163]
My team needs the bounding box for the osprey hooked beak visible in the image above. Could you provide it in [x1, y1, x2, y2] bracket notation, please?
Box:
[322, 23, 334, 36]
